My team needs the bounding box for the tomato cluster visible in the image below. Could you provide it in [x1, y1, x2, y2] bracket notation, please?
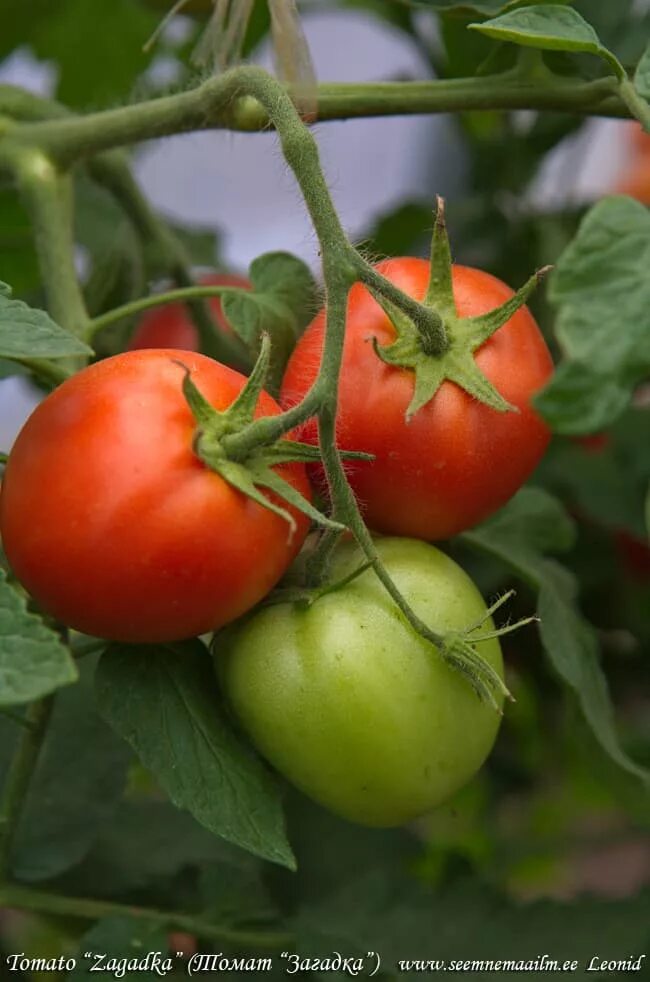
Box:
[1, 258, 552, 825]
[282, 258, 553, 540]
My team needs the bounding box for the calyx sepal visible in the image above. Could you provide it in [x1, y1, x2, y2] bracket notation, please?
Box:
[179, 336, 351, 536]
[369, 197, 551, 421]
[439, 590, 538, 711]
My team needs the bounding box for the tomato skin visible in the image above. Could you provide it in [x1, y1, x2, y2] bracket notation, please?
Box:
[281, 258, 553, 540]
[0, 350, 310, 643]
[219, 537, 504, 827]
[128, 273, 250, 351]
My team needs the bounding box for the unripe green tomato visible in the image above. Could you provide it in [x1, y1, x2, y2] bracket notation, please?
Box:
[219, 537, 504, 827]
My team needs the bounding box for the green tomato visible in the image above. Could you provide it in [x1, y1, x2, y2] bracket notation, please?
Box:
[219, 537, 504, 827]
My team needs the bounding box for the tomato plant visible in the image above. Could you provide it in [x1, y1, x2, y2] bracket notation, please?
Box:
[0, 349, 311, 642]
[282, 257, 553, 540]
[127, 273, 250, 351]
[0, 0, 649, 970]
[220, 537, 504, 826]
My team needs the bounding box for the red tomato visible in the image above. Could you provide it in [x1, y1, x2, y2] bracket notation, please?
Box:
[128, 273, 250, 351]
[0, 350, 310, 642]
[281, 258, 553, 540]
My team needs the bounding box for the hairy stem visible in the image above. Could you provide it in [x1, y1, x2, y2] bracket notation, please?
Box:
[11, 152, 89, 340]
[88, 284, 250, 336]
[618, 77, 650, 133]
[0, 884, 291, 949]
[0, 697, 54, 881]
[2, 75, 626, 165]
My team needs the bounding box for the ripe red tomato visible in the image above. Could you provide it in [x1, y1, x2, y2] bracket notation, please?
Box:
[281, 257, 553, 540]
[128, 273, 250, 351]
[0, 350, 310, 642]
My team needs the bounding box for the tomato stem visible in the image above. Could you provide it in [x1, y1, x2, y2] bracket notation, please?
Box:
[11, 151, 90, 344]
[88, 284, 249, 336]
[0, 884, 292, 949]
[0, 696, 55, 882]
[618, 77, 650, 134]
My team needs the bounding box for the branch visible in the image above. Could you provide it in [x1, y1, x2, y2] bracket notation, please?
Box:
[10, 151, 89, 340]
[3, 74, 625, 166]
[618, 77, 650, 133]
[0, 884, 291, 949]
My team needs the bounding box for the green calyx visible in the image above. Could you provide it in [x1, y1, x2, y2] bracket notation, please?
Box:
[180, 336, 364, 536]
[440, 589, 537, 711]
[369, 197, 551, 420]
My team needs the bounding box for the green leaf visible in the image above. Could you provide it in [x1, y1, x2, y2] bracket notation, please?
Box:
[95, 640, 295, 869]
[470, 5, 624, 78]
[0, 569, 78, 707]
[0, 658, 130, 880]
[0, 189, 41, 297]
[0, 359, 28, 381]
[462, 488, 650, 783]
[249, 251, 318, 336]
[67, 917, 171, 981]
[0, 284, 93, 361]
[536, 196, 650, 434]
[634, 41, 650, 100]
[169, 224, 221, 270]
[367, 202, 432, 258]
[222, 251, 318, 392]
[2, 0, 159, 110]
[537, 409, 650, 538]
[295, 871, 650, 980]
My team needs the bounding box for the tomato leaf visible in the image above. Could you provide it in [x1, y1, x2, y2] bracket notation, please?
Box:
[535, 196, 650, 434]
[634, 41, 650, 100]
[469, 5, 625, 78]
[95, 640, 295, 870]
[0, 284, 92, 361]
[222, 251, 318, 392]
[0, 657, 129, 880]
[0, 190, 41, 298]
[537, 409, 650, 539]
[0, 0, 159, 110]
[462, 488, 650, 784]
[0, 570, 78, 707]
[67, 918, 170, 981]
